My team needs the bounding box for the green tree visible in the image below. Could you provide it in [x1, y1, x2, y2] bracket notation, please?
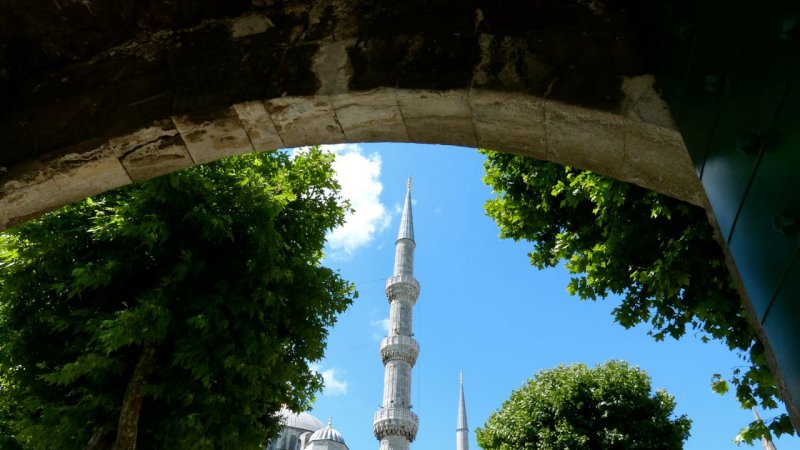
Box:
[480, 150, 794, 442]
[477, 361, 692, 450]
[0, 148, 355, 450]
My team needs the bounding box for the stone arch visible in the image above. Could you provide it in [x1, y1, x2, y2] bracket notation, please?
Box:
[0, 86, 701, 229]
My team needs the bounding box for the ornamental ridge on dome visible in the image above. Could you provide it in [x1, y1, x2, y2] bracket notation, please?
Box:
[309, 420, 347, 445]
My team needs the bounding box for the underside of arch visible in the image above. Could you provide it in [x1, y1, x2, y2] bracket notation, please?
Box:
[0, 87, 700, 230]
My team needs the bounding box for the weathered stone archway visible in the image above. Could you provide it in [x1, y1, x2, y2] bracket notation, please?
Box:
[0, 86, 699, 229]
[1, 0, 798, 430]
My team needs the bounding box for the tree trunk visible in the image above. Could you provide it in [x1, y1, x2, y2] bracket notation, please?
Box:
[110, 342, 157, 450]
[85, 419, 115, 450]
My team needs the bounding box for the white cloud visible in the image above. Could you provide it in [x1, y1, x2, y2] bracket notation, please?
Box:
[310, 363, 349, 396]
[316, 144, 391, 259]
[371, 317, 390, 341]
[372, 318, 389, 333]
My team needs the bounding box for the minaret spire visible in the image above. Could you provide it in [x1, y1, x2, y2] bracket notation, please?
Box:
[397, 177, 414, 242]
[457, 371, 469, 450]
[374, 179, 420, 450]
[753, 409, 778, 450]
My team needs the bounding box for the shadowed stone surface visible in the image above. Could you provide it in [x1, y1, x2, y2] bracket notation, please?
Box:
[1, 0, 648, 169]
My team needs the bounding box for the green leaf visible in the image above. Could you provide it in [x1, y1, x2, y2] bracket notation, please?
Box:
[711, 374, 730, 395]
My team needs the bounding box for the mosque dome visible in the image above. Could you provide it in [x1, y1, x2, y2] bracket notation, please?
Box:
[309, 419, 346, 445]
[278, 407, 325, 432]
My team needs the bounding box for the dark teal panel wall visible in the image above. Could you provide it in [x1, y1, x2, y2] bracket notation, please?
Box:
[654, 0, 800, 419]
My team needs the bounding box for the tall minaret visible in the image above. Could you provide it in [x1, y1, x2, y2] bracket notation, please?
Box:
[373, 178, 420, 450]
[457, 371, 469, 450]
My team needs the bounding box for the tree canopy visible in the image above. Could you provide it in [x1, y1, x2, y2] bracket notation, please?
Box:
[480, 150, 794, 442]
[0, 148, 355, 450]
[477, 361, 692, 450]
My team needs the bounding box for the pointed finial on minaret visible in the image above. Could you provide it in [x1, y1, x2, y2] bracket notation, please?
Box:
[328, 417, 332, 428]
[397, 177, 415, 242]
[457, 371, 469, 450]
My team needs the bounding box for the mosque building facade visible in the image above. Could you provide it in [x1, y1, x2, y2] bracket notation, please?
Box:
[266, 180, 469, 450]
[266, 409, 348, 450]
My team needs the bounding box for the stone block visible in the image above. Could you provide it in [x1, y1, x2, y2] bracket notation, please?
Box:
[52, 147, 133, 205]
[331, 89, 408, 143]
[119, 135, 194, 182]
[233, 101, 284, 151]
[230, 12, 274, 38]
[108, 119, 178, 156]
[469, 89, 546, 159]
[620, 75, 677, 130]
[396, 90, 476, 148]
[623, 121, 704, 206]
[173, 107, 255, 165]
[544, 100, 625, 177]
[313, 39, 357, 96]
[0, 176, 64, 229]
[0, 141, 132, 229]
[109, 119, 195, 182]
[266, 97, 345, 148]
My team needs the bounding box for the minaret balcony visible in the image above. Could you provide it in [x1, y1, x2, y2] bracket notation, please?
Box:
[372, 407, 419, 441]
[385, 274, 420, 303]
[379, 335, 420, 365]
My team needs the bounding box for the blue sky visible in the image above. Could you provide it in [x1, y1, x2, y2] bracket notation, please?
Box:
[302, 143, 795, 450]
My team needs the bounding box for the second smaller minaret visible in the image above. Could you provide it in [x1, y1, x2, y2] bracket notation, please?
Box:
[753, 409, 777, 450]
[457, 371, 469, 450]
